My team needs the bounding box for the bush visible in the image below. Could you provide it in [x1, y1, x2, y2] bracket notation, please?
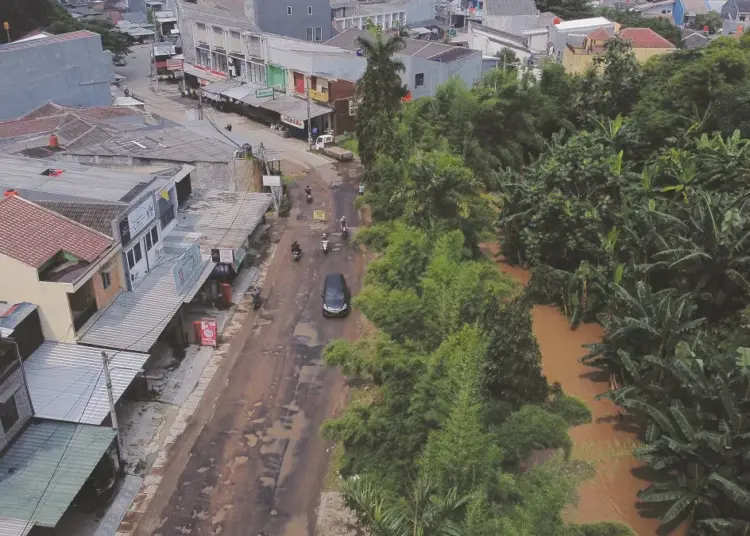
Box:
[278, 192, 291, 217]
[566, 521, 637, 536]
[545, 390, 592, 426]
[498, 405, 573, 464]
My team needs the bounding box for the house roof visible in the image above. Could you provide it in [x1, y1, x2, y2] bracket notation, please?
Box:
[0, 30, 97, 54]
[0, 421, 116, 531]
[681, 0, 710, 14]
[324, 29, 478, 63]
[0, 195, 113, 269]
[554, 16, 612, 30]
[485, 0, 538, 16]
[618, 27, 676, 48]
[35, 201, 127, 236]
[587, 27, 613, 40]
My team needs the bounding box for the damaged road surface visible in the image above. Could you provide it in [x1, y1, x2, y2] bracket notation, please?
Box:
[128, 166, 364, 536]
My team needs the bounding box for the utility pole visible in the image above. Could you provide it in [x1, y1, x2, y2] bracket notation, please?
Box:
[101, 351, 124, 470]
[306, 75, 313, 149]
[3, 22, 10, 44]
[5, 338, 34, 415]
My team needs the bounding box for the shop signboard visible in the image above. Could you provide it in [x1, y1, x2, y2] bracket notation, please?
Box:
[233, 245, 248, 271]
[119, 195, 156, 246]
[200, 319, 217, 346]
[173, 243, 202, 293]
[256, 87, 274, 98]
[166, 58, 184, 71]
[281, 114, 304, 130]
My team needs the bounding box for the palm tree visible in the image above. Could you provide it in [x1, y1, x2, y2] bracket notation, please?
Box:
[342, 476, 469, 536]
[354, 32, 408, 170]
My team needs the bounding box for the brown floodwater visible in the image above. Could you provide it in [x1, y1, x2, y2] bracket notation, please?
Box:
[492, 256, 680, 535]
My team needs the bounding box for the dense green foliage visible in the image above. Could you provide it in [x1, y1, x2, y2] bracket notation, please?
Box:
[496, 35, 750, 534]
[317, 29, 661, 536]
[2, 0, 130, 58]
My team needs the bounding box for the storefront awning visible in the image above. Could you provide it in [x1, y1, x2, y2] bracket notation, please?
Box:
[257, 94, 333, 121]
[77, 250, 215, 352]
[24, 342, 149, 425]
[183, 63, 226, 83]
[200, 80, 240, 99]
[222, 84, 259, 101]
[0, 421, 116, 535]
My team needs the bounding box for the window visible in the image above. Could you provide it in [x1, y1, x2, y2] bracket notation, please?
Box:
[306, 26, 313, 41]
[308, 5, 313, 14]
[133, 243, 143, 263]
[349, 99, 358, 116]
[415, 73, 425, 86]
[287, 6, 293, 15]
[145, 232, 153, 252]
[127, 249, 135, 269]
[314, 26, 323, 41]
[0, 394, 19, 433]
[151, 226, 159, 245]
[101, 271, 111, 289]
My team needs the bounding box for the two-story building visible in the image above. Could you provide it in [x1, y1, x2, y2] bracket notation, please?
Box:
[325, 28, 483, 100]
[484, 0, 540, 35]
[722, 0, 750, 20]
[331, 0, 435, 32]
[0, 193, 124, 343]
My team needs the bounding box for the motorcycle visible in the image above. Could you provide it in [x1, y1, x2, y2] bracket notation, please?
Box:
[322, 234, 330, 255]
[305, 188, 313, 203]
[292, 242, 302, 261]
[341, 225, 348, 239]
[251, 287, 261, 310]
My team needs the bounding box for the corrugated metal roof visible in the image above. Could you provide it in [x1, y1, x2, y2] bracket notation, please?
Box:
[0, 518, 31, 536]
[0, 421, 116, 531]
[0, 155, 173, 204]
[168, 190, 272, 252]
[257, 94, 333, 121]
[77, 252, 215, 352]
[24, 342, 149, 425]
[0, 31, 97, 54]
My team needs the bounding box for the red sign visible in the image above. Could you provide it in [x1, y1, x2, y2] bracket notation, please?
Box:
[402, 91, 412, 102]
[199, 319, 217, 347]
[194, 64, 226, 78]
[167, 58, 184, 71]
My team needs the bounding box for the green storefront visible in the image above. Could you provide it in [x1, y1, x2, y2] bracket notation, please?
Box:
[267, 64, 287, 89]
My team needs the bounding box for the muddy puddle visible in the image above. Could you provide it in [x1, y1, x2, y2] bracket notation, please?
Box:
[493, 256, 671, 535]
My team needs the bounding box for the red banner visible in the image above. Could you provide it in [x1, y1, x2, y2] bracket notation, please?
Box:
[199, 319, 217, 347]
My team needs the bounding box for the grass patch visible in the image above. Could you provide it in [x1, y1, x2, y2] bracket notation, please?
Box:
[339, 137, 359, 155]
[323, 442, 345, 492]
[545, 392, 592, 426]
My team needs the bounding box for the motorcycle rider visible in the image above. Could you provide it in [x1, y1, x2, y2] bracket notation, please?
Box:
[291, 240, 301, 255]
[251, 286, 261, 308]
[340, 216, 347, 231]
[305, 185, 312, 197]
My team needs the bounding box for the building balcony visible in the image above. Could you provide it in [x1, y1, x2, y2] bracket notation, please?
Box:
[309, 89, 329, 103]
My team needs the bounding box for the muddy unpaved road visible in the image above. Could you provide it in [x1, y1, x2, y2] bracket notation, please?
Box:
[130, 163, 364, 536]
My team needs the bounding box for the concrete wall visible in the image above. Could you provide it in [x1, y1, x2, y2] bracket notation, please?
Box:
[468, 26, 533, 63]
[0, 33, 114, 121]
[0, 255, 76, 343]
[265, 35, 366, 81]
[0, 368, 34, 452]
[255, 0, 333, 41]
[485, 14, 540, 35]
[563, 46, 673, 74]
[92, 253, 126, 310]
[406, 0, 438, 22]
[401, 51, 483, 99]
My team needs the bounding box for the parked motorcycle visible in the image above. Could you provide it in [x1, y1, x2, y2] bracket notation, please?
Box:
[251, 287, 261, 310]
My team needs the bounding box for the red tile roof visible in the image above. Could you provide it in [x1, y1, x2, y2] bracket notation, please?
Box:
[0, 116, 67, 140]
[0, 195, 113, 269]
[618, 28, 675, 49]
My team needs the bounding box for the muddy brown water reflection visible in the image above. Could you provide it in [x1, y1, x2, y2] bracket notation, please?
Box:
[494, 260, 681, 536]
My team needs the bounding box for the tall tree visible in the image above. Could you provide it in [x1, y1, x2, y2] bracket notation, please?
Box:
[354, 32, 408, 171]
